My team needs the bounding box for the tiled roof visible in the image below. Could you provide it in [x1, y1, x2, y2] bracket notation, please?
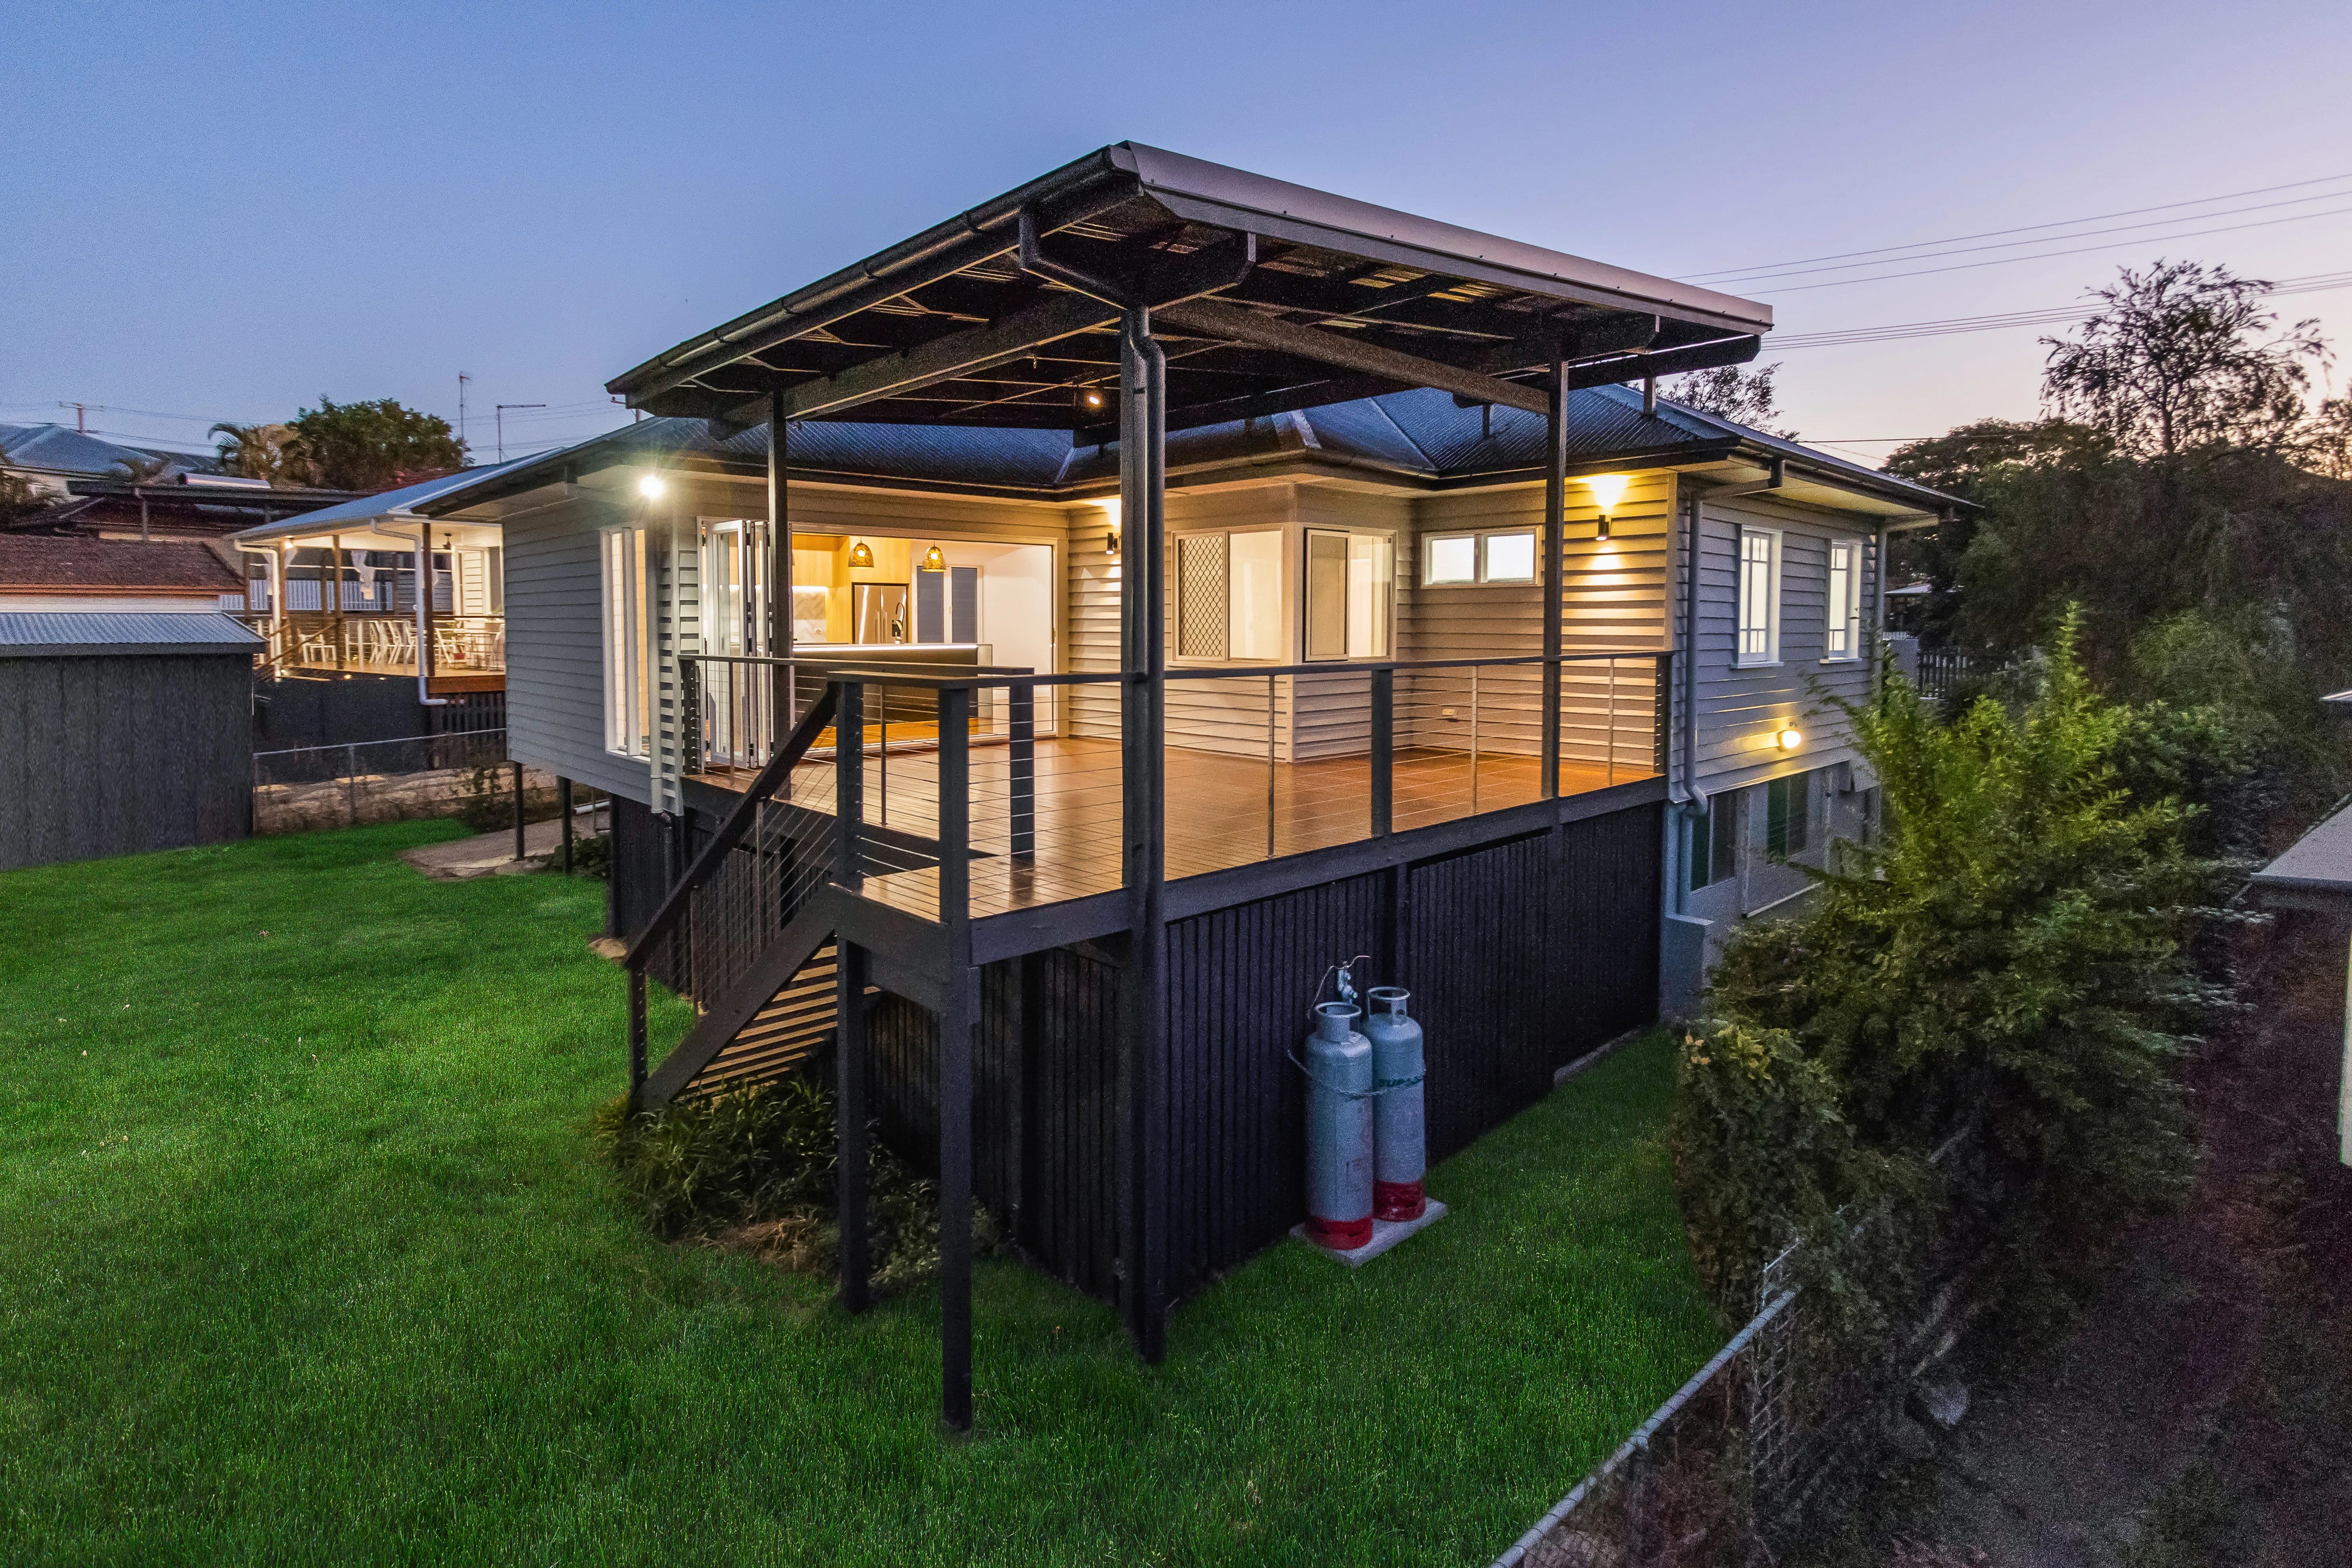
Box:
[0, 534, 243, 592]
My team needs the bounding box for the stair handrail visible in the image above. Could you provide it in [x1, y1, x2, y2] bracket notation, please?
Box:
[623, 681, 839, 971]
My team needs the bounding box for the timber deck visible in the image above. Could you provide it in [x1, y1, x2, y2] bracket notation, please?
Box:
[691, 736, 1651, 924]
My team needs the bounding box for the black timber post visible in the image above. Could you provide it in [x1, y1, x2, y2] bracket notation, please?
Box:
[627, 970, 647, 1105]
[512, 761, 526, 862]
[1117, 310, 1172, 1364]
[767, 395, 793, 734]
[1541, 357, 1567, 800]
[834, 680, 864, 893]
[835, 938, 870, 1313]
[937, 683, 976, 1429]
[1009, 681, 1036, 860]
[560, 777, 573, 873]
[1370, 665, 1393, 837]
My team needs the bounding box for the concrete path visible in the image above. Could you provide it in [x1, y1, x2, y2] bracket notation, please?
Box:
[399, 811, 602, 881]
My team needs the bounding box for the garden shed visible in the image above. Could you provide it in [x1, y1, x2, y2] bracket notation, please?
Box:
[0, 611, 259, 870]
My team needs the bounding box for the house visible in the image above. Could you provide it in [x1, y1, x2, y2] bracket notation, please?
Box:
[0, 422, 216, 499]
[226, 465, 525, 699]
[0, 534, 247, 614]
[412, 143, 1960, 1427]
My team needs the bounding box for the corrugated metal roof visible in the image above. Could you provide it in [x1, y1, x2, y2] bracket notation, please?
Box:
[2252, 801, 2352, 898]
[225, 457, 540, 544]
[0, 610, 261, 657]
[0, 423, 217, 478]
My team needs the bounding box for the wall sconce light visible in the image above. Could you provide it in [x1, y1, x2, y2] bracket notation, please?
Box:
[1586, 473, 1628, 539]
[920, 544, 946, 572]
[1079, 385, 1107, 415]
[1104, 527, 1120, 560]
[1777, 726, 1804, 752]
[636, 472, 666, 499]
[848, 540, 874, 569]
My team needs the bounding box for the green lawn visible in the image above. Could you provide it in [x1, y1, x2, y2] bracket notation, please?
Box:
[0, 822, 1720, 1566]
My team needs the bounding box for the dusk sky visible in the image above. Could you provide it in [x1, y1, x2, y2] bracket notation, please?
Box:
[8, 1, 2350, 469]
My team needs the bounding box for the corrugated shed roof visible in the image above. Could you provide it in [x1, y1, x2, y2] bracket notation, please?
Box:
[0, 535, 243, 590]
[2251, 802, 2352, 898]
[0, 423, 218, 478]
[0, 611, 260, 656]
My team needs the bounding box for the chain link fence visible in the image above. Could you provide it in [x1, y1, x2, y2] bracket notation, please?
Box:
[252, 730, 561, 835]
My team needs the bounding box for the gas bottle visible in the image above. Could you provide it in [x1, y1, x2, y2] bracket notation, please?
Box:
[1304, 1000, 1374, 1249]
[1364, 987, 1427, 1221]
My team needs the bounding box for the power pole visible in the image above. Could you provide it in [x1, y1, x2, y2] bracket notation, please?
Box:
[495, 403, 544, 464]
[61, 401, 87, 433]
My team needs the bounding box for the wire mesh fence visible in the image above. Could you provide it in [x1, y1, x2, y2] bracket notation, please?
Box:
[251, 729, 562, 835]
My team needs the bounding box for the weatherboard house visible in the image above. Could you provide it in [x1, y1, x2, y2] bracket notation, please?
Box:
[413, 144, 1957, 1425]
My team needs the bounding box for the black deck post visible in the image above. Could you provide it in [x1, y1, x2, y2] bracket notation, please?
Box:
[1009, 679, 1035, 860]
[938, 683, 976, 1429]
[512, 760, 526, 861]
[836, 938, 870, 1313]
[1541, 356, 1567, 799]
[626, 969, 647, 1105]
[1370, 665, 1393, 837]
[559, 777, 574, 873]
[834, 680, 863, 892]
[1115, 310, 1172, 1365]
[767, 395, 793, 736]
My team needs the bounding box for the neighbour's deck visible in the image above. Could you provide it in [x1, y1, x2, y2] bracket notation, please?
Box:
[692, 734, 1652, 923]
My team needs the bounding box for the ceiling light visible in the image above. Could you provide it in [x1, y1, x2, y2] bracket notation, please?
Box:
[921, 544, 946, 571]
[636, 473, 666, 499]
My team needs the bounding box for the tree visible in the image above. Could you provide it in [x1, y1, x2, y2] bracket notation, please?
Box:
[211, 422, 302, 485]
[1882, 417, 2112, 496]
[0, 453, 44, 528]
[109, 451, 173, 484]
[1663, 361, 1798, 439]
[284, 398, 467, 491]
[2303, 396, 2352, 481]
[1683, 615, 2209, 1323]
[2041, 260, 2328, 458]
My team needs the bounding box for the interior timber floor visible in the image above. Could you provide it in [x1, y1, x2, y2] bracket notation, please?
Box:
[692, 736, 1652, 923]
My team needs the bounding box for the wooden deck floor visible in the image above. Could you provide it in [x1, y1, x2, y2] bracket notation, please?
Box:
[694, 737, 1651, 923]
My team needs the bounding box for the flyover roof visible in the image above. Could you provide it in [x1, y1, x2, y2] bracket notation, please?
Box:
[607, 143, 1773, 436]
[0, 611, 260, 657]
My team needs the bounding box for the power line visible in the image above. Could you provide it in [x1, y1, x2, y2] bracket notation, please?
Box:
[1769, 269, 2352, 351]
[1756, 205, 2352, 295]
[1687, 170, 2352, 281]
[1702, 186, 2352, 287]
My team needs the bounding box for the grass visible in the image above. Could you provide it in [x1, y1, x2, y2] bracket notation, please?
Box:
[0, 821, 1721, 1566]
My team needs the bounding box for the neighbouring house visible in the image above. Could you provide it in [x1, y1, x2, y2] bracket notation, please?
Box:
[226, 464, 525, 700]
[407, 142, 1959, 1426]
[0, 611, 259, 869]
[0, 422, 216, 499]
[0, 533, 247, 614]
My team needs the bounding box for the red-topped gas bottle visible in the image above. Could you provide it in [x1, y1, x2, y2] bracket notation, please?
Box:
[1364, 986, 1426, 1221]
[1304, 1000, 1374, 1249]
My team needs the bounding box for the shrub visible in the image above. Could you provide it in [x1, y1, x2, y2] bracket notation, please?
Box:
[592, 1077, 989, 1290]
[1684, 611, 2211, 1330]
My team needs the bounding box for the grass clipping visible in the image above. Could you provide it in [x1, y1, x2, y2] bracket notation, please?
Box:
[593, 1077, 994, 1294]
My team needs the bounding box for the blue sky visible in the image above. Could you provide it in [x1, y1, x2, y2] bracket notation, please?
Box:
[6, 0, 2349, 468]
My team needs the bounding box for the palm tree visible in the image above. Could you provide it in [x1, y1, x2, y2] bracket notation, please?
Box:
[210, 422, 304, 485]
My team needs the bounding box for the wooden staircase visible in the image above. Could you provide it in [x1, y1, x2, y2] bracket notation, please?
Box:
[626, 688, 846, 1111]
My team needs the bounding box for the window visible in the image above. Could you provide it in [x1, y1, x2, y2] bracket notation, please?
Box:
[1766, 772, 1812, 859]
[1176, 531, 1283, 661]
[1421, 528, 1537, 585]
[1423, 534, 1476, 585]
[1482, 530, 1537, 583]
[602, 526, 651, 758]
[1306, 530, 1392, 660]
[1737, 528, 1780, 664]
[1825, 540, 1862, 659]
[1686, 795, 1738, 891]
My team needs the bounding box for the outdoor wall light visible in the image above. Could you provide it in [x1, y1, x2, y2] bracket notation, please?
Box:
[1586, 473, 1629, 538]
[1079, 385, 1106, 414]
[1104, 528, 1120, 560]
[921, 544, 946, 572]
[1777, 726, 1804, 751]
[636, 472, 666, 499]
[848, 540, 874, 569]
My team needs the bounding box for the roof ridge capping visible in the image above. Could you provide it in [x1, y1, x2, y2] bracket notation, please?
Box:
[1111, 143, 1771, 338]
